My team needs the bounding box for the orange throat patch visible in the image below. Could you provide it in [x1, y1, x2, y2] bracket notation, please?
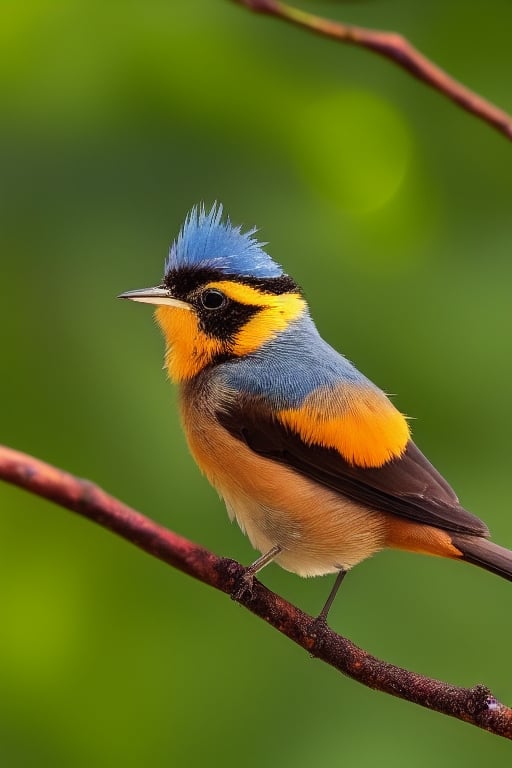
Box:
[155, 305, 224, 382]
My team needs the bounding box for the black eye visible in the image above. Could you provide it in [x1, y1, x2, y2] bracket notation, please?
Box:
[200, 289, 226, 310]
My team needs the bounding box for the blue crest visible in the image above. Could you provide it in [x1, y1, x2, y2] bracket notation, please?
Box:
[165, 203, 284, 278]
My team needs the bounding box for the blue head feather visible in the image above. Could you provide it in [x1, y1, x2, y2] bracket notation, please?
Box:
[165, 203, 284, 278]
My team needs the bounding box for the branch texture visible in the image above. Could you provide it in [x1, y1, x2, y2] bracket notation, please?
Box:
[233, 0, 512, 141]
[1, 444, 512, 739]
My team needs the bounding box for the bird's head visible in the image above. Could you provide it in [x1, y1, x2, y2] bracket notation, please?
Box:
[119, 204, 307, 381]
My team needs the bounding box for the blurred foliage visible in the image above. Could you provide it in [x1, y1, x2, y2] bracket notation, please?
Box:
[1, 0, 512, 765]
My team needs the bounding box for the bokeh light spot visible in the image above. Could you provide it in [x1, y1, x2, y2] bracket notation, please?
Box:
[292, 90, 412, 214]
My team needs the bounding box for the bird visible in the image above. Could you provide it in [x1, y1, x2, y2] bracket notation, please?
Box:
[119, 203, 512, 620]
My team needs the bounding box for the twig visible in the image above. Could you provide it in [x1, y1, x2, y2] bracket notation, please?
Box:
[232, 0, 512, 141]
[1, 444, 512, 739]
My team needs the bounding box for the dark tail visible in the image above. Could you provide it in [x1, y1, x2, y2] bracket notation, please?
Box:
[452, 535, 512, 581]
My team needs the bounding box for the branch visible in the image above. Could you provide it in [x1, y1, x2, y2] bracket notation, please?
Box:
[1, 445, 512, 739]
[232, 0, 512, 142]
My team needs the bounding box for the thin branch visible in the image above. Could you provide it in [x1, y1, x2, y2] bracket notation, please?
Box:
[232, 0, 512, 141]
[1, 444, 512, 739]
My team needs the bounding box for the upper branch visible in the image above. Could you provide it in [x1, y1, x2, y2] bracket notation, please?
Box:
[1, 443, 512, 739]
[232, 0, 512, 141]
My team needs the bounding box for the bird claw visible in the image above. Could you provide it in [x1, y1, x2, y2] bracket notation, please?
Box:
[231, 569, 256, 603]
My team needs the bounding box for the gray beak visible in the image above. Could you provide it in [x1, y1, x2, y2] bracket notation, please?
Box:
[117, 286, 191, 310]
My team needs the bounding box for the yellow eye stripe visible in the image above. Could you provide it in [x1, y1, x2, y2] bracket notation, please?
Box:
[204, 281, 284, 307]
[155, 279, 307, 382]
[206, 281, 306, 355]
[155, 280, 306, 381]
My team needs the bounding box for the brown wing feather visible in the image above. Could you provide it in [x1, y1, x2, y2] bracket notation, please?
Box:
[216, 395, 489, 538]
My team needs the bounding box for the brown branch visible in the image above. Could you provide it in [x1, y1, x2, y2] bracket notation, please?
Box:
[1, 445, 512, 738]
[232, 0, 512, 141]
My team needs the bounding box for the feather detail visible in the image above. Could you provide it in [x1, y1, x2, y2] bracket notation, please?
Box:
[215, 388, 489, 538]
[278, 383, 410, 468]
[166, 203, 283, 278]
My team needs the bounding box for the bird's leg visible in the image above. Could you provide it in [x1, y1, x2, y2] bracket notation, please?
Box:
[231, 545, 282, 602]
[316, 568, 347, 625]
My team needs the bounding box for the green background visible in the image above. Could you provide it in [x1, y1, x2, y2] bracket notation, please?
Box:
[1, 1, 512, 764]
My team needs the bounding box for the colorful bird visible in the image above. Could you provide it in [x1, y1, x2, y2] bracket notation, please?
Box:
[119, 204, 512, 619]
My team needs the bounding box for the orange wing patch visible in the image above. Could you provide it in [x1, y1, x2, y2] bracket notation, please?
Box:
[278, 383, 410, 468]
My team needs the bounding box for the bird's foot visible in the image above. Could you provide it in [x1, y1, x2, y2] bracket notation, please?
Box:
[231, 568, 256, 603]
[229, 546, 281, 604]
